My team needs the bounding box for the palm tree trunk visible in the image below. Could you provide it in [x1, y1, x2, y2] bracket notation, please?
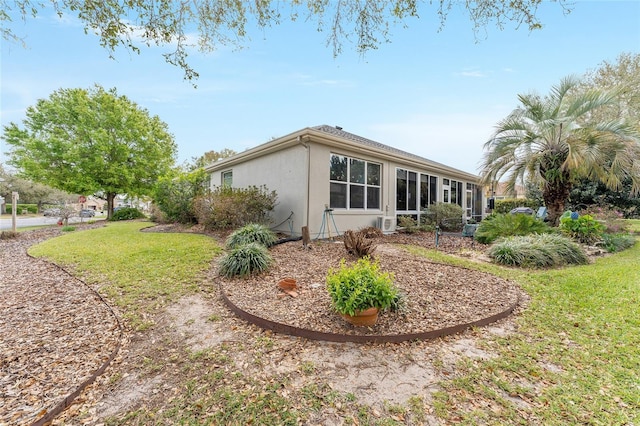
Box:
[543, 182, 571, 226]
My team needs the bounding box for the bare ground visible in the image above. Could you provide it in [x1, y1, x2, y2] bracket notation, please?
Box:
[1, 225, 528, 425]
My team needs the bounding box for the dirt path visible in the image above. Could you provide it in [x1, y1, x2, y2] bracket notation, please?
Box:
[57, 288, 521, 425]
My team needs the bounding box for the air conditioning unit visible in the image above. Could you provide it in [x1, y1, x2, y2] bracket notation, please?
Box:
[376, 216, 396, 234]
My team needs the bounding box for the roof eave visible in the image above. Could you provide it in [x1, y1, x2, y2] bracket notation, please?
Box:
[205, 126, 480, 182]
[306, 128, 480, 181]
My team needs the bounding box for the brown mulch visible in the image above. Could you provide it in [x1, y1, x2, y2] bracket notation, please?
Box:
[0, 223, 523, 425]
[218, 232, 522, 338]
[0, 225, 121, 426]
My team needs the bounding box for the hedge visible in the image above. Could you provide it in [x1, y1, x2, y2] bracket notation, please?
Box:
[4, 204, 38, 214]
[493, 198, 540, 214]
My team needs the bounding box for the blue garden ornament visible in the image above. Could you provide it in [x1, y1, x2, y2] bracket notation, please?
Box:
[570, 211, 579, 220]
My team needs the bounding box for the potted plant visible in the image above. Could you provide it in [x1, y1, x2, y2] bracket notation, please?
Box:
[326, 257, 398, 326]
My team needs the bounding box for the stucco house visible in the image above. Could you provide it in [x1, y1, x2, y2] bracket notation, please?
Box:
[205, 125, 484, 237]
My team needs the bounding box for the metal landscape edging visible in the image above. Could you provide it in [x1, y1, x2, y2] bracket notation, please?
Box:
[220, 283, 519, 344]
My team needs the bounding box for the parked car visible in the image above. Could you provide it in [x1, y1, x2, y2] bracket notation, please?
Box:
[43, 208, 61, 217]
[79, 209, 95, 217]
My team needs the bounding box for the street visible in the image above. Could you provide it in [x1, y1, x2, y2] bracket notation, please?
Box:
[0, 213, 106, 230]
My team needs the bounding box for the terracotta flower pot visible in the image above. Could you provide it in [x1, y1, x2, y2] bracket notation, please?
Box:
[340, 307, 379, 327]
[278, 278, 298, 291]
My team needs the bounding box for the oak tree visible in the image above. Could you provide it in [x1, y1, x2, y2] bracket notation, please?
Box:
[3, 85, 177, 218]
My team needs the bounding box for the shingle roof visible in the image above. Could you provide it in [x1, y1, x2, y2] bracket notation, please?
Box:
[311, 124, 460, 173]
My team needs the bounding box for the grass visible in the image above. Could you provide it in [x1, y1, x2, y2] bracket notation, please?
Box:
[627, 219, 640, 233]
[26, 220, 640, 424]
[29, 221, 222, 330]
[411, 238, 640, 424]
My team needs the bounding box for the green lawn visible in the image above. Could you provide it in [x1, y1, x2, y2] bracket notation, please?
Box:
[29, 221, 222, 329]
[417, 240, 640, 424]
[628, 219, 640, 233]
[27, 221, 639, 424]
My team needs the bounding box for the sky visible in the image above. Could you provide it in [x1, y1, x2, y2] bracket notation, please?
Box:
[1, 1, 639, 175]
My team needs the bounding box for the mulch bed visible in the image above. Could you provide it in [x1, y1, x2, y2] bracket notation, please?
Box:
[0, 225, 121, 426]
[217, 233, 522, 339]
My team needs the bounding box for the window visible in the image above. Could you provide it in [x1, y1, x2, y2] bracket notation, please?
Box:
[396, 169, 407, 211]
[429, 176, 438, 205]
[420, 174, 438, 209]
[443, 178, 464, 207]
[451, 180, 457, 205]
[442, 179, 450, 203]
[420, 174, 429, 210]
[329, 154, 381, 209]
[396, 169, 418, 211]
[222, 170, 232, 187]
[466, 183, 473, 218]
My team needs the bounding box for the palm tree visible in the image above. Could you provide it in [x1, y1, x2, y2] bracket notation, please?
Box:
[480, 76, 640, 226]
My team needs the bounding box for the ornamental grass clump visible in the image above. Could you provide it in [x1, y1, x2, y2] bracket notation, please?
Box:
[343, 229, 377, 258]
[488, 234, 588, 268]
[218, 242, 273, 278]
[601, 233, 636, 253]
[326, 257, 398, 317]
[0, 230, 19, 240]
[475, 213, 551, 244]
[226, 223, 277, 249]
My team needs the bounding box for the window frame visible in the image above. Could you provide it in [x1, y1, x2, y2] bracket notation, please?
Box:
[221, 170, 232, 187]
[329, 154, 381, 210]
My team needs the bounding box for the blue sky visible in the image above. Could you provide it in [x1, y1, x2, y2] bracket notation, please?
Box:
[1, 1, 639, 175]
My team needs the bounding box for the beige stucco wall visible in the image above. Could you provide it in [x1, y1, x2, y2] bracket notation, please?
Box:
[308, 143, 483, 235]
[210, 144, 309, 235]
[306, 142, 390, 238]
[206, 128, 484, 237]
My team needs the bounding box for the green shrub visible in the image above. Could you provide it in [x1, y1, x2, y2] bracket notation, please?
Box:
[153, 169, 207, 224]
[493, 198, 540, 214]
[390, 290, 409, 314]
[194, 185, 277, 230]
[421, 202, 464, 231]
[326, 257, 398, 316]
[218, 242, 273, 278]
[601, 233, 636, 253]
[61, 226, 76, 232]
[475, 213, 550, 244]
[111, 207, 146, 221]
[5, 204, 38, 214]
[559, 214, 605, 245]
[581, 205, 629, 234]
[487, 234, 588, 268]
[226, 223, 277, 249]
[398, 215, 420, 233]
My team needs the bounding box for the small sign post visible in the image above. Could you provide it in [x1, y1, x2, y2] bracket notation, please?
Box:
[11, 192, 19, 232]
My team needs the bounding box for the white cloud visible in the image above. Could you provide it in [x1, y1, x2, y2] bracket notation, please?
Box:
[455, 69, 487, 78]
[289, 73, 353, 87]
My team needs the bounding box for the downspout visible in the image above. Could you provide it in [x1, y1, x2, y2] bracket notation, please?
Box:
[298, 135, 311, 233]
